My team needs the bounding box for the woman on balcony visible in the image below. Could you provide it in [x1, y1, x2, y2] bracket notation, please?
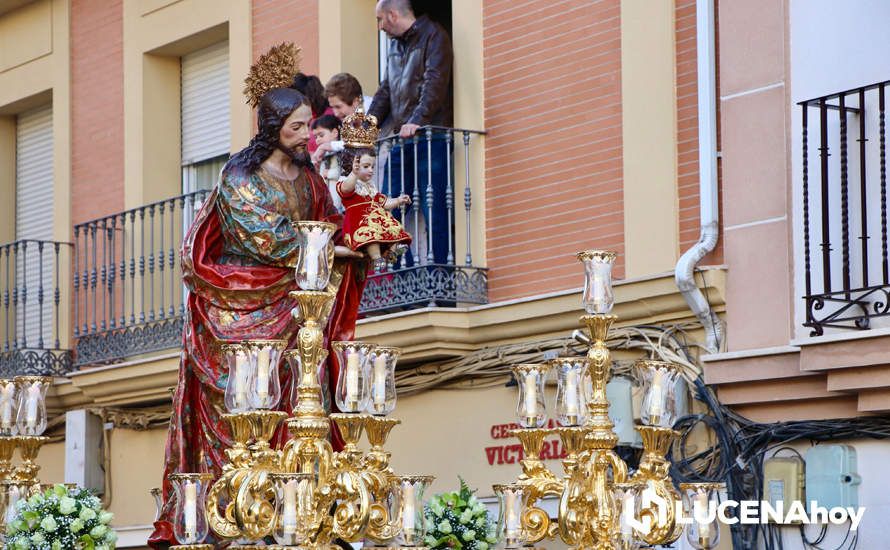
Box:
[149, 45, 366, 548]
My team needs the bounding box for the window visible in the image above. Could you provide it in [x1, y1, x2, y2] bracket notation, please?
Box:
[181, 41, 230, 194]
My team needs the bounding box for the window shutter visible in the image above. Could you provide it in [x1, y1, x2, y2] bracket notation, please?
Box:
[181, 41, 230, 165]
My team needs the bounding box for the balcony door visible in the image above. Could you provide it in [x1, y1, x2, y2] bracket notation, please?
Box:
[14, 105, 54, 349]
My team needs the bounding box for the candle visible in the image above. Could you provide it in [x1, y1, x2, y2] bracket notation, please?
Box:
[256, 347, 271, 401]
[402, 483, 416, 532]
[372, 354, 387, 410]
[25, 383, 41, 430]
[1, 383, 14, 429]
[505, 490, 519, 534]
[234, 352, 248, 410]
[619, 490, 634, 536]
[303, 229, 326, 289]
[523, 373, 537, 420]
[695, 491, 712, 544]
[183, 482, 197, 542]
[283, 479, 298, 536]
[564, 370, 579, 419]
[346, 352, 360, 405]
[648, 369, 665, 420]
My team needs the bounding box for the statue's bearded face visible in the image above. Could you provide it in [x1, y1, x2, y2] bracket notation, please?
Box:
[278, 104, 312, 154]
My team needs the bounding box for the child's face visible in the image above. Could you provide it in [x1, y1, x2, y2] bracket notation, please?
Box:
[312, 127, 338, 145]
[356, 154, 375, 181]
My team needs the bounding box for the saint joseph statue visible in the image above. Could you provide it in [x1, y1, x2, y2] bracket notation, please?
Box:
[149, 44, 366, 548]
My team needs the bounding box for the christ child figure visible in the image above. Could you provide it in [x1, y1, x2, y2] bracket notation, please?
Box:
[337, 147, 412, 272]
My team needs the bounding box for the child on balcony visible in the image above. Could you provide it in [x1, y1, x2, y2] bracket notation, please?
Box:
[311, 114, 344, 212]
[338, 147, 412, 272]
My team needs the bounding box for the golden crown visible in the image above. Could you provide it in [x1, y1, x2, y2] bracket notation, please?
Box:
[340, 104, 380, 148]
[243, 42, 302, 108]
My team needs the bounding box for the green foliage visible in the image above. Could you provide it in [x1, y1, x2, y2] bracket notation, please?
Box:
[423, 477, 498, 549]
[4, 484, 117, 549]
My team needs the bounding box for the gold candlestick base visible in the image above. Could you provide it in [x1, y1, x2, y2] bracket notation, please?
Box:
[12, 435, 48, 483]
[0, 436, 17, 480]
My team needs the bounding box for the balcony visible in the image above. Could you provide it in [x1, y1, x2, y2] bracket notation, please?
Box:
[71, 126, 487, 365]
[0, 239, 73, 376]
[362, 126, 488, 315]
[799, 79, 890, 335]
[72, 191, 210, 366]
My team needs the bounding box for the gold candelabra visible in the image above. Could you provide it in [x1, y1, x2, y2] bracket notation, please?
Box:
[494, 251, 723, 550]
[169, 222, 434, 549]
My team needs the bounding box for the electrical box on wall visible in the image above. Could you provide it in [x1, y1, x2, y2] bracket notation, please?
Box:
[607, 376, 641, 447]
[805, 444, 861, 509]
[763, 455, 805, 513]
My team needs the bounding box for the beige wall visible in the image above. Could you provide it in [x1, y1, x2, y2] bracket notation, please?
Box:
[107, 428, 169, 527]
[620, 0, 680, 278]
[122, 0, 252, 208]
[452, 0, 487, 268]
[318, 0, 379, 94]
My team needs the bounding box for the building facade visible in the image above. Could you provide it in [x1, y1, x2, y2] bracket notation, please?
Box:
[0, 0, 886, 548]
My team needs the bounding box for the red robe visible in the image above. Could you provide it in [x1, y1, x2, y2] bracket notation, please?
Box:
[148, 166, 365, 548]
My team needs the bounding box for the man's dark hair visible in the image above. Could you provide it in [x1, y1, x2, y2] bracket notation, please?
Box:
[324, 73, 364, 104]
[311, 114, 341, 133]
[227, 88, 311, 173]
[292, 73, 329, 117]
[379, 0, 413, 16]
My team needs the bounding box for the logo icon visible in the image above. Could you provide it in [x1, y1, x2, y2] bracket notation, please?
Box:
[623, 489, 669, 535]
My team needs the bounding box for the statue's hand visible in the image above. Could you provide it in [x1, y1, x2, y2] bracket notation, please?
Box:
[334, 245, 364, 259]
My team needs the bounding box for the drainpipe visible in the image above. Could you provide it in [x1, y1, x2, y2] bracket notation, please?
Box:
[675, 0, 723, 353]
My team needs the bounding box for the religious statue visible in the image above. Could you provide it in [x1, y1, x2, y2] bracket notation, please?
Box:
[148, 43, 367, 548]
[335, 106, 412, 272]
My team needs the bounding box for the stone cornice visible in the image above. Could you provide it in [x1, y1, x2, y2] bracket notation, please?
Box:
[49, 268, 725, 408]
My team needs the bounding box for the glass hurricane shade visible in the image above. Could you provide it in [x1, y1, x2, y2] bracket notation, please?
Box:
[14, 376, 50, 436]
[511, 364, 550, 428]
[366, 347, 400, 416]
[494, 483, 526, 549]
[221, 341, 286, 413]
[0, 380, 17, 436]
[613, 482, 643, 550]
[578, 250, 617, 315]
[333, 341, 375, 413]
[270, 472, 315, 546]
[552, 358, 588, 426]
[284, 349, 329, 413]
[293, 221, 337, 291]
[680, 483, 725, 550]
[392, 475, 434, 546]
[170, 473, 213, 545]
[637, 361, 682, 428]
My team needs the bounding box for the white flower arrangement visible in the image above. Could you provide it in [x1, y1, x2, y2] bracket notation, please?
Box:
[5, 484, 117, 550]
[423, 478, 498, 549]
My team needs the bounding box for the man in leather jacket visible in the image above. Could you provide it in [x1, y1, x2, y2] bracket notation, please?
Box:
[370, 0, 455, 271]
[370, 0, 453, 139]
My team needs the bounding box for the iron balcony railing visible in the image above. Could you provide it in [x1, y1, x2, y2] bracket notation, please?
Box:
[800, 79, 890, 335]
[0, 239, 73, 376]
[364, 126, 488, 314]
[73, 191, 210, 366]
[72, 127, 488, 364]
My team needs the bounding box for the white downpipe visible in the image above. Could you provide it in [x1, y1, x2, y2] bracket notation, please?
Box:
[675, 0, 723, 353]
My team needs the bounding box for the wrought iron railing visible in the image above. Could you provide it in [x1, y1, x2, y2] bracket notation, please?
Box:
[0, 240, 73, 376]
[72, 127, 489, 364]
[363, 126, 488, 314]
[800, 80, 890, 335]
[72, 191, 210, 366]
